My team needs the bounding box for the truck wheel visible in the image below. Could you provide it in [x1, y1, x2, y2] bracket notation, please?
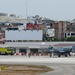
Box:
[5, 52, 8, 55]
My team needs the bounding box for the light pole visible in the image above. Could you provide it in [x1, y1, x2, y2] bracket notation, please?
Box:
[26, 0, 28, 19]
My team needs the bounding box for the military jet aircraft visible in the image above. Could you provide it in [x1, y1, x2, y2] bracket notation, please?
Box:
[45, 45, 72, 57]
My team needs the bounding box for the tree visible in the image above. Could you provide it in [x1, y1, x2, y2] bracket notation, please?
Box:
[66, 37, 75, 41]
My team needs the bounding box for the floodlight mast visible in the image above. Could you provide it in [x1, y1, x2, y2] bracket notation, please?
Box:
[26, 0, 28, 19]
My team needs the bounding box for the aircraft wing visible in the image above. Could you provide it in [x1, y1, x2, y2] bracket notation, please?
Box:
[45, 47, 62, 52]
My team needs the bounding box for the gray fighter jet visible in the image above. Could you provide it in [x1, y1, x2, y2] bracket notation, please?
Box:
[45, 45, 72, 57]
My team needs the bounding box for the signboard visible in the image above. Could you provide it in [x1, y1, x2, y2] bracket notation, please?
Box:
[46, 29, 55, 37]
[5, 30, 42, 40]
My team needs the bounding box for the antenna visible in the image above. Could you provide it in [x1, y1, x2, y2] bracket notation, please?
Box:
[26, 0, 28, 18]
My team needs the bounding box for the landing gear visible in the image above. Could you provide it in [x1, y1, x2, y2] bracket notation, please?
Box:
[58, 55, 61, 57]
[50, 53, 52, 57]
[65, 54, 67, 57]
[28, 53, 31, 57]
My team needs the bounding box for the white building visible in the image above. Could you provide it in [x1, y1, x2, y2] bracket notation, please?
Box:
[0, 13, 34, 25]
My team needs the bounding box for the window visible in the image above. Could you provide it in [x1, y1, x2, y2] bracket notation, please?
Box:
[71, 33, 75, 36]
[67, 33, 70, 36]
[67, 28, 70, 30]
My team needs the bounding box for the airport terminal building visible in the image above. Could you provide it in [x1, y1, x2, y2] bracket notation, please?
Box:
[4, 28, 45, 54]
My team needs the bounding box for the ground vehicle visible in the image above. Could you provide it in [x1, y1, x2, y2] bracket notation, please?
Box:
[45, 46, 72, 57]
[0, 47, 15, 55]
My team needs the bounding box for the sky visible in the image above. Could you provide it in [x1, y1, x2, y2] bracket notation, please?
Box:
[0, 0, 75, 21]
